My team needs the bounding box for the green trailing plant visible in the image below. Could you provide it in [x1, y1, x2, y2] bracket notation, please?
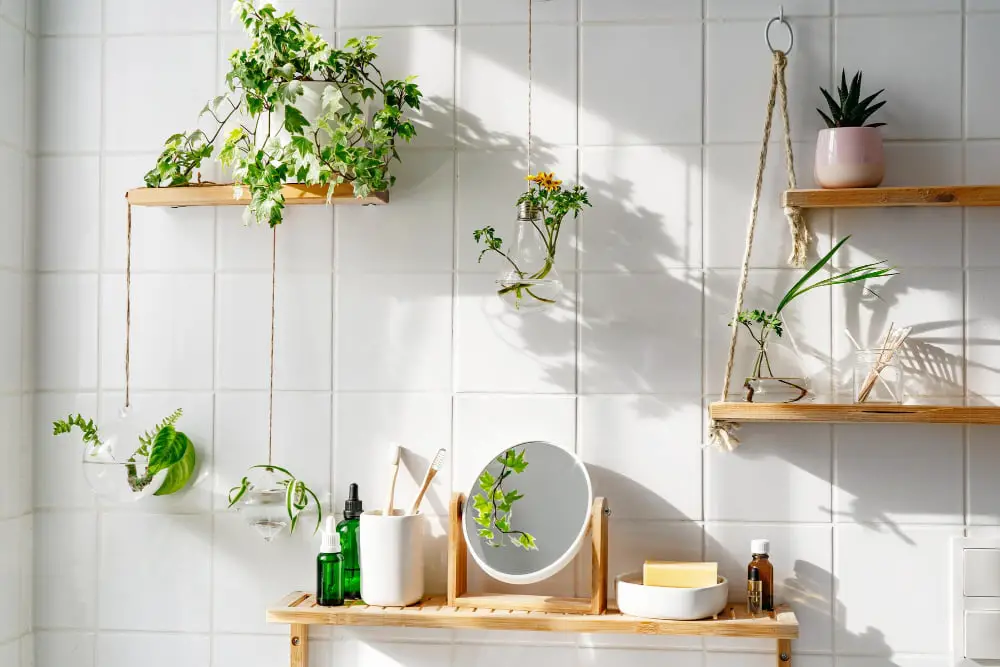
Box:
[472, 447, 537, 551]
[52, 409, 196, 496]
[817, 69, 886, 129]
[144, 1, 422, 227]
[227, 464, 323, 534]
[473, 171, 590, 310]
[732, 235, 897, 401]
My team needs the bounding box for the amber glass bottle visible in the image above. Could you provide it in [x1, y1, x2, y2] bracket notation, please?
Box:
[748, 539, 774, 612]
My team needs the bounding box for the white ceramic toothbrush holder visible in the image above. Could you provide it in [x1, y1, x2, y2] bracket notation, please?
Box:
[359, 510, 425, 607]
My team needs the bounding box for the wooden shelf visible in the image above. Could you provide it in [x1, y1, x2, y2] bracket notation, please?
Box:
[782, 185, 1000, 209]
[710, 402, 1000, 425]
[126, 182, 388, 207]
[268, 592, 798, 639]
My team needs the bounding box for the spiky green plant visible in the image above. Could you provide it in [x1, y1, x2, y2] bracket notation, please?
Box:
[817, 69, 886, 129]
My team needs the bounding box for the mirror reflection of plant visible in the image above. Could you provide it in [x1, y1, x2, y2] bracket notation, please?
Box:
[472, 448, 538, 551]
[52, 409, 196, 496]
[144, 1, 422, 227]
[228, 464, 323, 534]
[473, 172, 590, 309]
[732, 235, 898, 397]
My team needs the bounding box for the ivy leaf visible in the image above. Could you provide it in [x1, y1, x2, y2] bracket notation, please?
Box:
[474, 513, 491, 528]
[472, 493, 491, 512]
[290, 135, 313, 156]
[495, 516, 510, 533]
[518, 533, 537, 550]
[478, 470, 495, 491]
[478, 528, 495, 541]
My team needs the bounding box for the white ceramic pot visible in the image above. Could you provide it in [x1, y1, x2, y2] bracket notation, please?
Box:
[615, 572, 729, 621]
[814, 126, 885, 189]
[359, 510, 424, 607]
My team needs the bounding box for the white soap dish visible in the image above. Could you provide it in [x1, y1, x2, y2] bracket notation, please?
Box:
[615, 571, 729, 621]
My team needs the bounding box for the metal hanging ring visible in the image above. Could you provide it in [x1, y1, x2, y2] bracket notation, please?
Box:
[765, 11, 794, 55]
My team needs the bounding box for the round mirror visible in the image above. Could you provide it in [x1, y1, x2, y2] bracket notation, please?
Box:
[462, 441, 592, 585]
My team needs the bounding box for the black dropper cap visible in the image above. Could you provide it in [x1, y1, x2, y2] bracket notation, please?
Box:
[344, 483, 363, 520]
[749, 566, 761, 582]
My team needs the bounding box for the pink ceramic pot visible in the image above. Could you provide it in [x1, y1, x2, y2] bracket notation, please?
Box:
[814, 127, 885, 189]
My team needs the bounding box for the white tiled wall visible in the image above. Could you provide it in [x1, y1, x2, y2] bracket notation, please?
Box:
[1, 1, 33, 666]
[28, 1, 1000, 666]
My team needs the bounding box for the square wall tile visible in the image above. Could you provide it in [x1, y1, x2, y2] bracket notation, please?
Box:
[581, 24, 701, 146]
[966, 142, 1000, 268]
[217, 207, 332, 273]
[835, 524, 962, 655]
[834, 143, 963, 271]
[98, 513, 211, 632]
[0, 397, 23, 519]
[34, 632, 95, 667]
[103, 155, 216, 273]
[337, 149, 454, 272]
[34, 393, 97, 510]
[579, 396, 702, 521]
[35, 510, 96, 629]
[705, 269, 832, 398]
[453, 395, 576, 492]
[96, 633, 210, 667]
[0, 517, 20, 642]
[462, 0, 577, 23]
[100, 274, 214, 391]
[104, 36, 217, 152]
[338, 0, 454, 27]
[214, 391, 332, 510]
[581, 146, 702, 271]
[339, 640, 452, 667]
[454, 273, 576, 394]
[967, 15, 1000, 138]
[708, 0, 830, 18]
[334, 393, 452, 517]
[970, 424, 1000, 525]
[834, 424, 963, 525]
[967, 270, 1000, 397]
[707, 19, 831, 143]
[456, 147, 578, 274]
[835, 15, 961, 140]
[833, 270, 963, 399]
[453, 644, 574, 667]
[0, 147, 24, 271]
[39, 37, 101, 152]
[339, 28, 455, 148]
[705, 142, 831, 269]
[213, 633, 332, 667]
[0, 273, 20, 394]
[37, 274, 97, 391]
[458, 25, 577, 148]
[335, 273, 452, 392]
[583, 0, 700, 20]
[38, 156, 99, 272]
[836, 0, 960, 13]
[581, 271, 703, 394]
[580, 648, 702, 667]
[40, 0, 100, 34]
[105, 0, 217, 34]
[705, 422, 832, 523]
[0, 22, 24, 149]
[212, 513, 316, 634]
[705, 523, 833, 652]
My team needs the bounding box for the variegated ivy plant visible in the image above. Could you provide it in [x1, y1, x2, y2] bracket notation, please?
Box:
[144, 0, 422, 227]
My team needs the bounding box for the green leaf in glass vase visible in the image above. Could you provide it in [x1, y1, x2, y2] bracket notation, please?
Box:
[154, 433, 196, 496]
[147, 425, 188, 475]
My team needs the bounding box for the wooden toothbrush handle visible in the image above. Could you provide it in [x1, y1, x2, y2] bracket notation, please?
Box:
[409, 467, 438, 515]
[385, 463, 400, 516]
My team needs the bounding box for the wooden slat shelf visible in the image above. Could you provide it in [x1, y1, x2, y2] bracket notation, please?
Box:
[126, 182, 388, 207]
[710, 402, 1000, 425]
[782, 185, 1000, 209]
[267, 592, 799, 639]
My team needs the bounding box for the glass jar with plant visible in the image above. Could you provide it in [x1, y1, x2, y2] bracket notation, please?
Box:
[733, 235, 897, 402]
[228, 465, 323, 541]
[52, 409, 197, 502]
[143, 1, 423, 226]
[474, 172, 590, 313]
[815, 69, 887, 189]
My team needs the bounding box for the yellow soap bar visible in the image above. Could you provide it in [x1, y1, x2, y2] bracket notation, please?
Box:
[642, 561, 719, 588]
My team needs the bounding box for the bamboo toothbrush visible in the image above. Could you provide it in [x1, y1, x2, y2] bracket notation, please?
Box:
[384, 445, 401, 516]
[409, 448, 446, 515]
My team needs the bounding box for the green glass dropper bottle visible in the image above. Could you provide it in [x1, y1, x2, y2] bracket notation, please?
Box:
[317, 516, 344, 607]
[337, 483, 363, 599]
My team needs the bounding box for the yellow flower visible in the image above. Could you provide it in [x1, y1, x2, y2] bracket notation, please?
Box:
[525, 172, 545, 183]
[526, 171, 562, 191]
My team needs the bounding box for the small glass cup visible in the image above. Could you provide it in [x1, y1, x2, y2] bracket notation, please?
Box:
[853, 349, 904, 404]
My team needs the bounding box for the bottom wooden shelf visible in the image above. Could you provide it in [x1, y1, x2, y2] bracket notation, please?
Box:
[710, 401, 1000, 425]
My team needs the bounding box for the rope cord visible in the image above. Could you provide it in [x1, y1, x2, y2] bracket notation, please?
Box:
[124, 201, 132, 409]
[709, 50, 802, 452]
[527, 0, 533, 174]
[268, 227, 277, 465]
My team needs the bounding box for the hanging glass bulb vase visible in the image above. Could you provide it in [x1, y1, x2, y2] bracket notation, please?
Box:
[496, 201, 563, 313]
[232, 466, 293, 543]
[80, 406, 168, 503]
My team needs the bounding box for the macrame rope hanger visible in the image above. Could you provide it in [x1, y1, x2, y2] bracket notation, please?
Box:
[708, 8, 809, 452]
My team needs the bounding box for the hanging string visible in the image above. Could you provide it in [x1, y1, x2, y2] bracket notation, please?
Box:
[124, 200, 132, 410]
[708, 50, 797, 452]
[267, 227, 277, 466]
[526, 0, 533, 174]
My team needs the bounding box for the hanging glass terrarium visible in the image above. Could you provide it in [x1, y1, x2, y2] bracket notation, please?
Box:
[495, 201, 563, 313]
[229, 465, 323, 543]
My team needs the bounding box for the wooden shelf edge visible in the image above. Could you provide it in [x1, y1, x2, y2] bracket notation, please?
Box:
[782, 184, 1000, 209]
[265, 593, 798, 639]
[126, 182, 388, 207]
[710, 402, 1000, 425]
